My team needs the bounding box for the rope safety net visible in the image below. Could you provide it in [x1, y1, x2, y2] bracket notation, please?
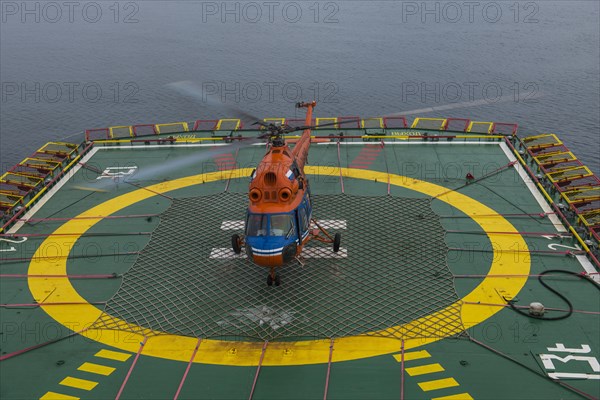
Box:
[92, 192, 463, 341]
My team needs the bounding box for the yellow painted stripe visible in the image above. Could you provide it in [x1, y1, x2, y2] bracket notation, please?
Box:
[393, 350, 431, 362]
[78, 362, 116, 376]
[59, 376, 98, 391]
[418, 377, 459, 392]
[40, 392, 80, 400]
[432, 393, 474, 400]
[95, 349, 131, 362]
[406, 363, 445, 376]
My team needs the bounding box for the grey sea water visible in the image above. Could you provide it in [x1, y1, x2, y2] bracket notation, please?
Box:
[1, 1, 599, 174]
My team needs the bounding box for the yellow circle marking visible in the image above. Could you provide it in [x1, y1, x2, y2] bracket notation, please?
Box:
[29, 167, 529, 366]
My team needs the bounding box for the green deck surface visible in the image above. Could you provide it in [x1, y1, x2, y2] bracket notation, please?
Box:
[1, 131, 599, 400]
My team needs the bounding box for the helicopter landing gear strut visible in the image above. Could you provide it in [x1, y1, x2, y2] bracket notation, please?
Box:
[309, 218, 342, 253]
[267, 268, 281, 286]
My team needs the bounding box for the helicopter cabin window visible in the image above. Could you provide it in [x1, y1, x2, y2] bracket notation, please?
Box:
[270, 214, 294, 237]
[246, 214, 268, 236]
[298, 208, 309, 233]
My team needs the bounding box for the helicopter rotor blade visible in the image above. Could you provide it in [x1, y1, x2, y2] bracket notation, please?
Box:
[386, 91, 545, 116]
[290, 90, 544, 133]
[166, 80, 265, 124]
[75, 137, 260, 193]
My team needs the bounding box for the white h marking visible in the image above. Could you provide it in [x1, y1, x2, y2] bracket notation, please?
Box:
[220, 220, 347, 230]
[210, 247, 348, 259]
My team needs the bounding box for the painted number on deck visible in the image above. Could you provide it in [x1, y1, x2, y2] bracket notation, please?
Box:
[541, 235, 582, 252]
[547, 243, 581, 251]
[539, 343, 600, 380]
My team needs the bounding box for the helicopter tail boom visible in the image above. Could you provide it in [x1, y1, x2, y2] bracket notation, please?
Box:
[291, 101, 316, 170]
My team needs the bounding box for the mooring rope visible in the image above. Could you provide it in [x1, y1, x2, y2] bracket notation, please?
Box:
[0, 232, 152, 238]
[0, 274, 119, 279]
[431, 161, 517, 200]
[446, 229, 575, 237]
[462, 301, 600, 315]
[248, 341, 269, 400]
[18, 214, 159, 223]
[0, 252, 140, 264]
[0, 301, 106, 308]
[173, 338, 202, 400]
[448, 247, 584, 256]
[440, 212, 557, 218]
[323, 338, 335, 400]
[115, 337, 147, 400]
[0, 328, 89, 362]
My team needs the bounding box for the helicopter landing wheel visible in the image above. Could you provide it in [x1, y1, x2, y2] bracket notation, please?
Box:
[267, 270, 280, 286]
[231, 234, 241, 254]
[333, 233, 341, 253]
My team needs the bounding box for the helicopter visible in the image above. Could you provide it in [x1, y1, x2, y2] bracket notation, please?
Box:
[230, 101, 341, 286]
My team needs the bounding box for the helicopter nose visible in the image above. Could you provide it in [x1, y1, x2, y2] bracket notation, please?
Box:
[253, 253, 285, 267]
[245, 243, 286, 267]
[246, 242, 298, 267]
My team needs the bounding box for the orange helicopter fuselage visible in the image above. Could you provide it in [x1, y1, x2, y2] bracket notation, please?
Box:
[244, 102, 316, 267]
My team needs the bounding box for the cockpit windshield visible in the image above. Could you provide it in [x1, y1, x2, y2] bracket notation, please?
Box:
[270, 214, 294, 237]
[246, 213, 295, 238]
[246, 214, 268, 236]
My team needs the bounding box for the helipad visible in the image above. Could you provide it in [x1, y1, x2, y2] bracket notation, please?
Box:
[1, 124, 598, 399]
